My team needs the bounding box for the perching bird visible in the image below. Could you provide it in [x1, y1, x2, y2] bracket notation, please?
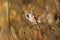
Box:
[25, 11, 41, 24]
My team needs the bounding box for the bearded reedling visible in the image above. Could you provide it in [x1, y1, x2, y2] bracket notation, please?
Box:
[25, 11, 41, 24]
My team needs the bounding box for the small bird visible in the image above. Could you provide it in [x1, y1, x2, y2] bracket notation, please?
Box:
[25, 11, 41, 24]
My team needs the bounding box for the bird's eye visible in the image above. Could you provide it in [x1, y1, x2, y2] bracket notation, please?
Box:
[27, 14, 29, 18]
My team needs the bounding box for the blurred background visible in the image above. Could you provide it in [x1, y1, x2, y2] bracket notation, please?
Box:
[0, 0, 60, 40]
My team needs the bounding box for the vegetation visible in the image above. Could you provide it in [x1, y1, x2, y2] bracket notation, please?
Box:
[0, 0, 60, 40]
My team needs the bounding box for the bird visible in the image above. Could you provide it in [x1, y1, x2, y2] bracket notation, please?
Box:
[25, 11, 41, 24]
